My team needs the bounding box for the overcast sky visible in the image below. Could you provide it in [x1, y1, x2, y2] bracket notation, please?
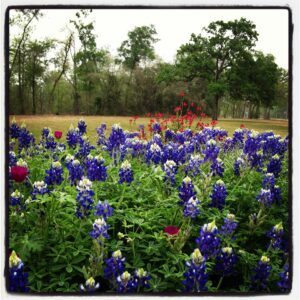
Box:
[9, 8, 289, 69]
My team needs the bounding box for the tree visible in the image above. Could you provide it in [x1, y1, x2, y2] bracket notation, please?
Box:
[175, 18, 258, 120]
[118, 25, 159, 70]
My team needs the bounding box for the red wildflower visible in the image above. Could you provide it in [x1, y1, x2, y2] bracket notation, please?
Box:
[210, 120, 218, 127]
[147, 113, 151, 117]
[54, 131, 62, 139]
[174, 106, 181, 112]
[200, 113, 207, 118]
[240, 124, 245, 128]
[190, 102, 195, 107]
[179, 90, 185, 97]
[183, 102, 187, 107]
[163, 226, 180, 235]
[196, 106, 202, 111]
[10, 166, 28, 183]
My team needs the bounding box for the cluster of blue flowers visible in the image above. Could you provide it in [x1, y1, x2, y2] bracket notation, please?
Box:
[215, 247, 238, 277]
[67, 159, 84, 186]
[250, 256, 272, 291]
[75, 178, 94, 218]
[164, 160, 177, 186]
[44, 161, 64, 186]
[266, 222, 285, 251]
[210, 180, 227, 210]
[221, 213, 238, 237]
[119, 160, 134, 184]
[178, 176, 196, 205]
[9, 251, 29, 292]
[31, 181, 49, 199]
[86, 155, 107, 182]
[183, 196, 200, 218]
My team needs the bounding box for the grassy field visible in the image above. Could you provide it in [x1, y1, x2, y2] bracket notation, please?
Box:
[10, 115, 289, 143]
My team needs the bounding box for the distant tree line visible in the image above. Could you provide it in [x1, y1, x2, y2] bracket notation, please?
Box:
[9, 9, 288, 120]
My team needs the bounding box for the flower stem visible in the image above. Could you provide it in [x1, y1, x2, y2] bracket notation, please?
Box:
[216, 276, 224, 291]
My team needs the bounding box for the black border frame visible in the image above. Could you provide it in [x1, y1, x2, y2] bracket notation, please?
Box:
[4, 5, 293, 296]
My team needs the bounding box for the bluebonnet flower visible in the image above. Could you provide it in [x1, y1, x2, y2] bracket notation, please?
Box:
[10, 190, 24, 207]
[162, 143, 180, 164]
[195, 220, 221, 258]
[9, 151, 17, 167]
[232, 129, 244, 147]
[250, 256, 272, 291]
[244, 130, 261, 156]
[104, 250, 126, 284]
[267, 154, 282, 178]
[249, 150, 264, 172]
[80, 277, 100, 292]
[78, 119, 87, 135]
[234, 157, 246, 176]
[203, 139, 220, 162]
[133, 268, 151, 289]
[67, 159, 84, 186]
[152, 133, 163, 147]
[66, 125, 79, 148]
[119, 160, 134, 185]
[90, 218, 109, 241]
[175, 131, 186, 145]
[65, 154, 75, 168]
[152, 122, 161, 134]
[116, 271, 137, 293]
[215, 247, 238, 277]
[223, 137, 234, 152]
[75, 177, 94, 219]
[221, 213, 238, 237]
[10, 119, 20, 139]
[266, 222, 285, 250]
[183, 196, 200, 218]
[257, 189, 273, 208]
[94, 200, 114, 220]
[76, 138, 95, 159]
[210, 180, 227, 210]
[97, 123, 107, 146]
[182, 248, 208, 292]
[164, 160, 177, 186]
[41, 127, 50, 139]
[165, 128, 175, 142]
[277, 263, 290, 292]
[57, 143, 66, 152]
[186, 154, 203, 176]
[108, 124, 126, 154]
[18, 124, 33, 151]
[86, 155, 107, 182]
[31, 181, 49, 199]
[262, 173, 275, 189]
[178, 176, 196, 205]
[45, 161, 64, 186]
[9, 250, 29, 292]
[272, 185, 282, 204]
[146, 143, 163, 164]
[210, 158, 224, 177]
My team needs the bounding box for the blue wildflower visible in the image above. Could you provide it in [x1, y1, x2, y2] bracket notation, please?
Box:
[272, 185, 282, 204]
[152, 122, 161, 134]
[133, 268, 151, 289]
[104, 250, 126, 284]
[80, 277, 100, 292]
[90, 218, 109, 241]
[183, 196, 200, 218]
[9, 151, 17, 167]
[233, 157, 245, 176]
[94, 200, 114, 220]
[97, 123, 107, 147]
[10, 119, 20, 139]
[186, 154, 203, 177]
[31, 181, 49, 199]
[75, 178, 94, 219]
[164, 160, 177, 186]
[10, 190, 23, 207]
[266, 222, 285, 250]
[249, 150, 264, 172]
[195, 220, 221, 258]
[77, 119, 87, 135]
[178, 176, 196, 205]
[215, 247, 238, 277]
[267, 154, 282, 178]
[221, 213, 238, 237]
[232, 129, 244, 147]
[257, 188, 273, 208]
[108, 124, 126, 158]
[86, 155, 107, 182]
[146, 143, 163, 164]
[210, 180, 227, 210]
[165, 128, 175, 142]
[41, 127, 50, 139]
[18, 124, 33, 151]
[45, 161, 64, 186]
[116, 271, 137, 293]
[67, 159, 84, 186]
[9, 251, 29, 292]
[250, 256, 272, 291]
[182, 249, 208, 292]
[262, 173, 275, 189]
[277, 263, 290, 292]
[210, 158, 224, 177]
[119, 160, 134, 185]
[66, 125, 79, 148]
[203, 139, 220, 162]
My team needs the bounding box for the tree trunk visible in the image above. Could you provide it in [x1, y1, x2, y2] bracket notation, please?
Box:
[32, 58, 36, 114]
[73, 92, 80, 115]
[18, 49, 25, 114]
[212, 94, 219, 120]
[255, 103, 260, 119]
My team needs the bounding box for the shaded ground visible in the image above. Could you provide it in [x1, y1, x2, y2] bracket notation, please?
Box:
[10, 115, 289, 143]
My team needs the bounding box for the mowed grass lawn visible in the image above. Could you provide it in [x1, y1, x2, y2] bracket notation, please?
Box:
[10, 115, 289, 143]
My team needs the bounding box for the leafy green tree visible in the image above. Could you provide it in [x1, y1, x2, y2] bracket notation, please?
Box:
[176, 18, 258, 120]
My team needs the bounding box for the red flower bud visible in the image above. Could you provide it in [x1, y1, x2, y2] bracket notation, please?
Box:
[54, 131, 62, 139]
[163, 226, 180, 236]
[10, 166, 28, 183]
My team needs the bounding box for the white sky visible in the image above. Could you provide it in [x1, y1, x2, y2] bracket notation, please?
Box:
[10, 8, 289, 69]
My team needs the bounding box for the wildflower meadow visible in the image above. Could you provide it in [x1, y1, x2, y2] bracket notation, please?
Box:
[7, 104, 290, 294]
